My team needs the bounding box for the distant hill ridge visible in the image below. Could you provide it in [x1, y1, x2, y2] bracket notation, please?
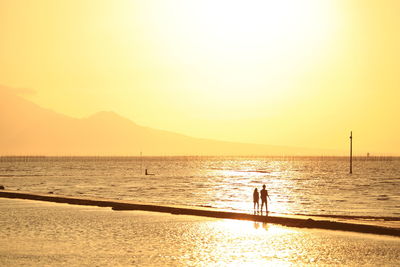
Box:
[0, 86, 329, 156]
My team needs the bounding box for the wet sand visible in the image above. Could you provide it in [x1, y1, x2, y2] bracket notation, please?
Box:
[1, 190, 399, 237]
[1, 198, 400, 266]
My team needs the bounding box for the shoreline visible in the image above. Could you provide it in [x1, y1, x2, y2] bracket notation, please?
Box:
[1, 190, 399, 237]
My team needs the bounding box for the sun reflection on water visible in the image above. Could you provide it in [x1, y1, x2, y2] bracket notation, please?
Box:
[215, 219, 297, 237]
[213, 166, 295, 215]
[2, 198, 399, 266]
[189, 219, 303, 266]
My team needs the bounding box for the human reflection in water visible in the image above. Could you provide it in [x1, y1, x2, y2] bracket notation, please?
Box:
[253, 188, 259, 214]
[253, 222, 269, 231]
[260, 184, 271, 215]
[253, 222, 260, 229]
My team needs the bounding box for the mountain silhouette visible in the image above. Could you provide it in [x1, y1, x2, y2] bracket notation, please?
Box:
[0, 86, 327, 156]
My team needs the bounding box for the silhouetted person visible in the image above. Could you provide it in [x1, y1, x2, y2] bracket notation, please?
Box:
[253, 188, 259, 213]
[260, 184, 270, 215]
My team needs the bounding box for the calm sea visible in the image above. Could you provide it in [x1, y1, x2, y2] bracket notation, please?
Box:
[0, 156, 399, 220]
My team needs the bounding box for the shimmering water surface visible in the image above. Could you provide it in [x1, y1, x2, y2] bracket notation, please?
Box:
[0, 156, 399, 220]
[1, 198, 399, 266]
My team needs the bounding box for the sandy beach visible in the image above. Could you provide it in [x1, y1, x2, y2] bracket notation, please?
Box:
[1, 197, 400, 266]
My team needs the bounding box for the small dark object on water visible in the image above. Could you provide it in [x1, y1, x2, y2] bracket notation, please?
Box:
[0, 185, 4, 190]
[48, 191, 54, 194]
[145, 169, 155, 175]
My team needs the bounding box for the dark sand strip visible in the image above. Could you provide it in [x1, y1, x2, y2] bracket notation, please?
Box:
[1, 190, 399, 237]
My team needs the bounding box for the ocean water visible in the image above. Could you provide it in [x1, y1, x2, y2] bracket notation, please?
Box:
[0, 156, 399, 222]
[1, 198, 400, 266]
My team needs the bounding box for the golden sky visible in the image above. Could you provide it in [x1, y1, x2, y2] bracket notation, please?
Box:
[1, 0, 399, 155]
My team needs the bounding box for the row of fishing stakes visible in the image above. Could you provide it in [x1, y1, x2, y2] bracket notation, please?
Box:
[139, 134, 355, 174]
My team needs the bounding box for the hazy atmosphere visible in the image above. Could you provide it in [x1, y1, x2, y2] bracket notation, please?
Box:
[1, 0, 399, 155]
[1, 2, 400, 266]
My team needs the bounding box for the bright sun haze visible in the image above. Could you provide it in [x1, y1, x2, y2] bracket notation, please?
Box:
[0, 0, 399, 155]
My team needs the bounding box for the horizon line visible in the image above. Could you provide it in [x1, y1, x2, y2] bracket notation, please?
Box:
[0, 154, 398, 159]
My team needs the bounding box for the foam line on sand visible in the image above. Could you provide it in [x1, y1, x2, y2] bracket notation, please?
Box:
[1, 190, 399, 237]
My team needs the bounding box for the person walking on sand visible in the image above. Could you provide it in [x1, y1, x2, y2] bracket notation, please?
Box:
[253, 188, 259, 213]
[260, 184, 271, 215]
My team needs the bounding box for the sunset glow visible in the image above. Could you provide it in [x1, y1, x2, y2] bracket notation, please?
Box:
[1, 0, 399, 155]
[1, 2, 399, 264]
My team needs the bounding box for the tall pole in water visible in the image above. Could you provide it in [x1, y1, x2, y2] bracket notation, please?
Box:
[349, 131, 353, 174]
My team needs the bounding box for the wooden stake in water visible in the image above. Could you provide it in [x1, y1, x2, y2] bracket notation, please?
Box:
[349, 131, 353, 174]
[140, 151, 143, 175]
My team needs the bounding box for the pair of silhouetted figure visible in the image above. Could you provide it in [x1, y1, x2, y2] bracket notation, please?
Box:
[253, 184, 270, 215]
